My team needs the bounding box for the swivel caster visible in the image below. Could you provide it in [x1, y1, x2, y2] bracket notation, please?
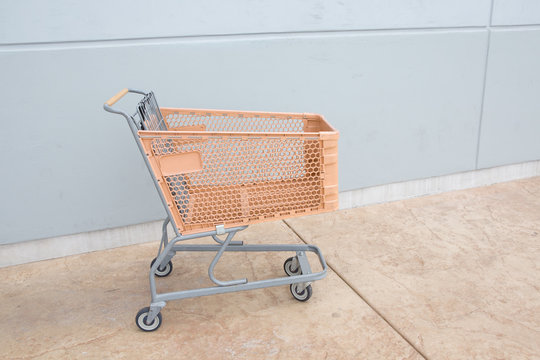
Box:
[290, 283, 312, 302]
[151, 258, 173, 277]
[135, 307, 162, 332]
[283, 256, 302, 276]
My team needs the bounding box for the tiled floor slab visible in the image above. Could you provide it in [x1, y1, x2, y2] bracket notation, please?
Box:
[0, 221, 421, 359]
[286, 177, 540, 359]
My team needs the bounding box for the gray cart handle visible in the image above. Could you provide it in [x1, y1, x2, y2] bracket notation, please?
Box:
[103, 88, 147, 115]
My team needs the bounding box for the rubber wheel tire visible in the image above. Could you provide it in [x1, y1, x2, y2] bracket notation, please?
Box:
[151, 258, 173, 277]
[290, 283, 313, 302]
[135, 307, 162, 332]
[283, 257, 301, 276]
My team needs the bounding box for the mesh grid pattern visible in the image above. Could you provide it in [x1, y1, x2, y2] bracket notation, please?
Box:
[163, 110, 305, 132]
[151, 135, 322, 230]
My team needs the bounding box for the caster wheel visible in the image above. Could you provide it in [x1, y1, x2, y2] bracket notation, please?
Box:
[290, 283, 312, 302]
[151, 258, 173, 277]
[135, 307, 162, 332]
[283, 256, 301, 276]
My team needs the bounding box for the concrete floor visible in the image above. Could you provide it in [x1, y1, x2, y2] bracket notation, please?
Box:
[1, 177, 539, 359]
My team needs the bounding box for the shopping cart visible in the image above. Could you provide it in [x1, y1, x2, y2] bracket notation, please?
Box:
[103, 89, 339, 331]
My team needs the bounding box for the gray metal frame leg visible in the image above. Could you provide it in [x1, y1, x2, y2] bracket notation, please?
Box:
[156, 218, 170, 260]
[154, 218, 175, 271]
[290, 256, 300, 273]
[208, 231, 247, 286]
[159, 251, 176, 270]
[295, 251, 312, 292]
[147, 301, 166, 323]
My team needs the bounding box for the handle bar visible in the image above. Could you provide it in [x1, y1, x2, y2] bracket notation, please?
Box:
[103, 88, 147, 115]
[105, 88, 129, 106]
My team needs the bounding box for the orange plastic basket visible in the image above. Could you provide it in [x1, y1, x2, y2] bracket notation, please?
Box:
[138, 105, 339, 235]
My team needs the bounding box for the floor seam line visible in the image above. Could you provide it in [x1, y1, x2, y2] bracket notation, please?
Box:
[282, 219, 429, 360]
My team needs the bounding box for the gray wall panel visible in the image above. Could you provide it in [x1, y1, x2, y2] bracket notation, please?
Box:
[0, 49, 166, 244]
[492, 0, 540, 26]
[477, 29, 540, 168]
[0, 0, 490, 44]
[0, 31, 487, 244]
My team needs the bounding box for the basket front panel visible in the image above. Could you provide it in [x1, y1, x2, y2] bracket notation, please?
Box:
[150, 135, 323, 231]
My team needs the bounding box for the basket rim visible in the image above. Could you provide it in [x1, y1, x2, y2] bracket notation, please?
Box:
[159, 107, 338, 133]
[138, 129, 338, 139]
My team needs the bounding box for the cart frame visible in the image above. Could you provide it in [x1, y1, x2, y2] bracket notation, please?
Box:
[104, 89, 329, 331]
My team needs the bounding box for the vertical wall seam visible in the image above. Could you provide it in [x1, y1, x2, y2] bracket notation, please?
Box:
[475, 0, 496, 169]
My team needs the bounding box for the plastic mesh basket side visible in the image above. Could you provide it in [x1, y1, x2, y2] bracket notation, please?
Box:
[140, 129, 338, 234]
